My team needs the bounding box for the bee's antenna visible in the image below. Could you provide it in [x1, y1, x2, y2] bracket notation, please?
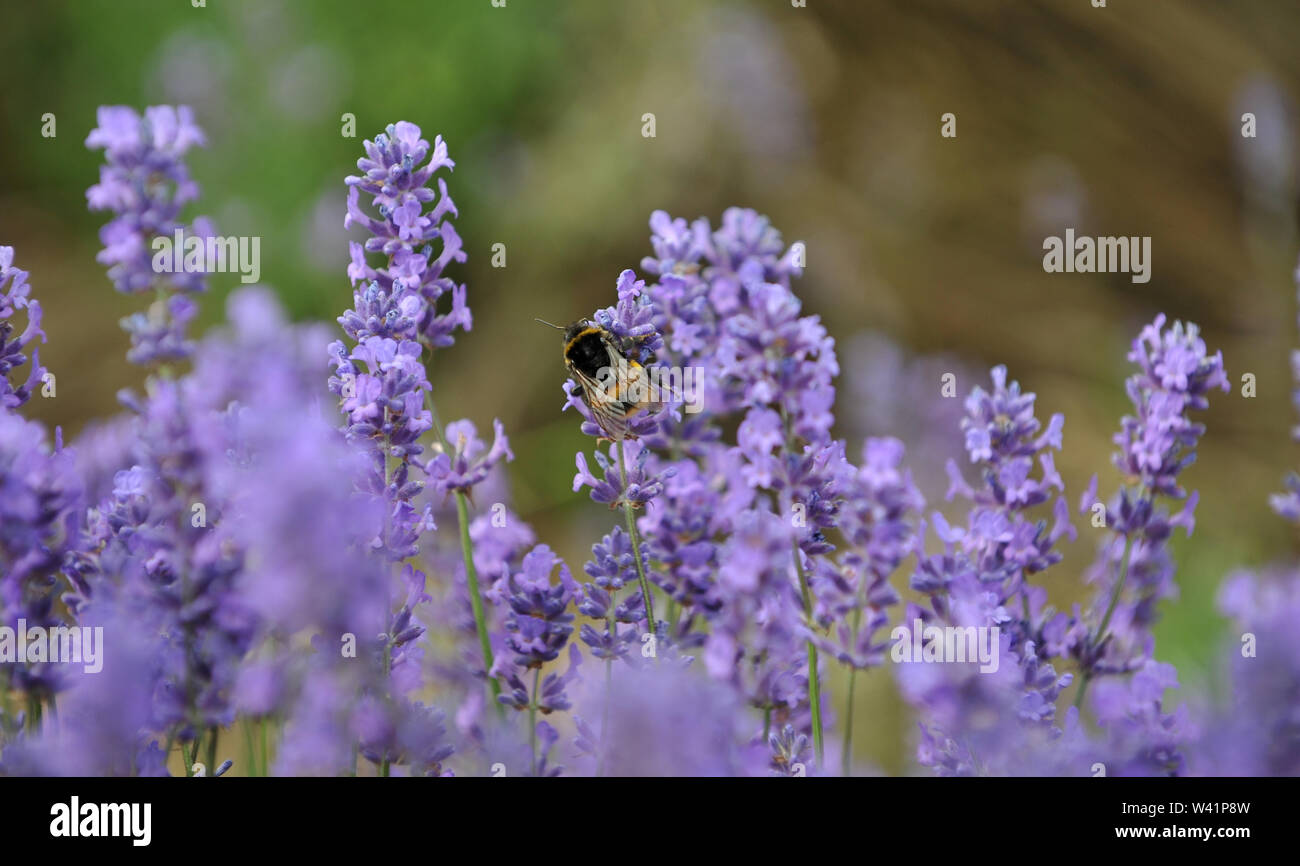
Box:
[534, 318, 565, 330]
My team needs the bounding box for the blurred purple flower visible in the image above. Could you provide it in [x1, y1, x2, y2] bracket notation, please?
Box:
[572, 661, 766, 776]
[85, 105, 213, 365]
[0, 247, 46, 410]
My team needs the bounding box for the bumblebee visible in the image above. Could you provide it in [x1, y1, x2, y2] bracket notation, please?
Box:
[538, 318, 653, 440]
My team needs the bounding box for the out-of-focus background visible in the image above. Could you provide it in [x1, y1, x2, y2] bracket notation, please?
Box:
[3, 0, 1299, 773]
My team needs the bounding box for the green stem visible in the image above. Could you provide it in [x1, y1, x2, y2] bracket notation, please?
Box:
[597, 613, 614, 777]
[242, 723, 255, 778]
[793, 549, 824, 768]
[456, 490, 501, 708]
[381, 634, 392, 778]
[841, 609, 862, 777]
[425, 390, 501, 711]
[0, 670, 13, 741]
[763, 707, 772, 742]
[26, 695, 41, 735]
[776, 404, 823, 767]
[261, 719, 270, 777]
[528, 667, 541, 776]
[616, 440, 656, 636]
[206, 726, 217, 775]
[841, 670, 857, 777]
[1074, 534, 1135, 711]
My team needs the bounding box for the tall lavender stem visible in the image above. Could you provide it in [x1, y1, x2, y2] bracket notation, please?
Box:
[841, 608, 862, 777]
[1073, 534, 1134, 709]
[792, 549, 824, 767]
[617, 440, 657, 635]
[426, 392, 501, 709]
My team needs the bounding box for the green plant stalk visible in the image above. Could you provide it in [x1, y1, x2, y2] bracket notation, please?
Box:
[528, 667, 541, 776]
[616, 440, 656, 635]
[26, 694, 41, 736]
[0, 670, 12, 742]
[776, 404, 824, 767]
[793, 550, 825, 768]
[242, 723, 255, 778]
[380, 435, 393, 778]
[456, 490, 501, 707]
[424, 390, 502, 710]
[206, 726, 217, 775]
[597, 612, 614, 777]
[261, 719, 270, 777]
[380, 630, 392, 777]
[1073, 533, 1135, 711]
[841, 607, 863, 777]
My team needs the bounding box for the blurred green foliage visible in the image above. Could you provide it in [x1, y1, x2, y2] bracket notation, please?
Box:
[3, 0, 1300, 774]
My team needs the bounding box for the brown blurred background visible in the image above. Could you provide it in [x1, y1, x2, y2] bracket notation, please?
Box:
[3, 0, 1299, 772]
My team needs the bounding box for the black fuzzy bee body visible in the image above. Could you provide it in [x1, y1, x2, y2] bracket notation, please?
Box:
[553, 320, 654, 440]
[563, 323, 610, 381]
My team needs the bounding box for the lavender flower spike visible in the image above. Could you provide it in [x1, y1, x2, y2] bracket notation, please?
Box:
[1069, 315, 1227, 710]
[1271, 256, 1300, 521]
[85, 105, 213, 366]
[336, 120, 505, 722]
[0, 247, 46, 410]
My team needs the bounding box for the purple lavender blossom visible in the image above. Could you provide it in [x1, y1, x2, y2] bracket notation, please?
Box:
[8, 91, 1284, 783]
[638, 458, 735, 614]
[0, 247, 46, 410]
[943, 365, 1073, 588]
[572, 438, 667, 508]
[1198, 570, 1300, 775]
[497, 544, 582, 773]
[703, 508, 808, 727]
[572, 661, 766, 776]
[1090, 660, 1192, 776]
[499, 546, 579, 672]
[809, 438, 922, 671]
[342, 122, 469, 348]
[768, 723, 812, 776]
[330, 125, 453, 573]
[428, 419, 513, 494]
[1067, 316, 1227, 691]
[0, 412, 83, 704]
[600, 208, 840, 765]
[0, 601, 167, 776]
[85, 105, 213, 366]
[577, 526, 659, 664]
[1271, 258, 1300, 521]
[428, 504, 534, 721]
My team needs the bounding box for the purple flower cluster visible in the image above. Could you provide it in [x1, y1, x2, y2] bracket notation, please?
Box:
[809, 438, 921, 671]
[0, 413, 82, 711]
[1272, 261, 1300, 521]
[6, 102, 1300, 781]
[342, 123, 470, 349]
[557, 210, 842, 765]
[1068, 316, 1228, 686]
[897, 318, 1226, 776]
[1197, 570, 1300, 775]
[0, 248, 46, 410]
[85, 105, 213, 366]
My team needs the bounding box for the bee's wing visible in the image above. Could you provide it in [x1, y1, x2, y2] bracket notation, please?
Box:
[570, 342, 652, 439]
[608, 350, 653, 413]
